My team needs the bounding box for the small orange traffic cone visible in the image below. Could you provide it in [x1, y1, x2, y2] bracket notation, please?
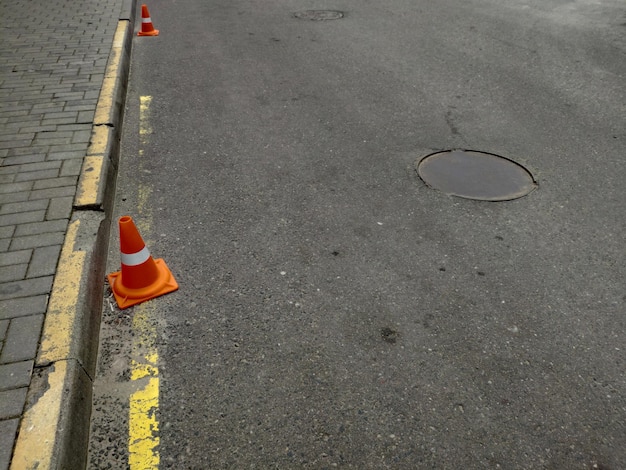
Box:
[107, 216, 177, 309]
[137, 4, 159, 36]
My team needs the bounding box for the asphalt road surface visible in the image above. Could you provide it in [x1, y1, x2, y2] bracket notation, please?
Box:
[89, 0, 626, 468]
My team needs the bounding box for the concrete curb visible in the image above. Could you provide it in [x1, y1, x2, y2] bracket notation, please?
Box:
[9, 6, 135, 469]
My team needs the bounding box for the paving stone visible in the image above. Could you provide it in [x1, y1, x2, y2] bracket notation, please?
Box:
[17, 163, 63, 175]
[28, 185, 76, 201]
[0, 182, 33, 195]
[0, 105, 31, 113]
[17, 125, 58, 134]
[40, 115, 79, 126]
[0, 191, 30, 205]
[0, 250, 32, 267]
[71, 129, 92, 143]
[56, 123, 92, 132]
[7, 147, 51, 159]
[0, 199, 49, 216]
[0, 140, 32, 151]
[46, 196, 73, 220]
[0, 277, 53, 302]
[0, 320, 8, 341]
[32, 133, 75, 147]
[9, 232, 65, 251]
[14, 169, 60, 182]
[0, 315, 44, 363]
[0, 110, 29, 119]
[0, 419, 19, 470]
[78, 110, 96, 122]
[0, 296, 48, 321]
[46, 148, 86, 160]
[60, 158, 83, 177]
[14, 220, 68, 238]
[0, 133, 35, 143]
[31, 103, 65, 112]
[0, 211, 46, 228]
[0, 264, 27, 283]
[27, 245, 61, 278]
[0, 360, 33, 390]
[0, 388, 27, 419]
[33, 176, 78, 190]
[66, 101, 98, 112]
[53, 91, 85, 100]
[0, 226, 14, 239]
[0, 167, 18, 177]
[0, 174, 16, 184]
[42, 84, 69, 92]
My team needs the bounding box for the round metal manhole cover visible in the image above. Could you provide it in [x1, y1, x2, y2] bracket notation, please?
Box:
[417, 150, 537, 201]
[293, 10, 344, 20]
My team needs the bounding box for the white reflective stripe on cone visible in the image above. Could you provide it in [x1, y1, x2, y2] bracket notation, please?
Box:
[121, 246, 151, 266]
[142, 17, 152, 22]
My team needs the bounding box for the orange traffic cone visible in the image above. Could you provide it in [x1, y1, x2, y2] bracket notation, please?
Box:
[137, 4, 159, 36]
[107, 216, 178, 309]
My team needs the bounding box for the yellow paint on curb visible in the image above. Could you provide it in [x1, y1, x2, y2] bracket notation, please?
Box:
[95, 21, 129, 125]
[38, 219, 84, 364]
[77, 125, 110, 208]
[75, 155, 105, 208]
[10, 362, 68, 470]
[88, 124, 111, 154]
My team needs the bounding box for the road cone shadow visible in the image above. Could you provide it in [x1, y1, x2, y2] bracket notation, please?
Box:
[137, 4, 159, 36]
[107, 216, 178, 309]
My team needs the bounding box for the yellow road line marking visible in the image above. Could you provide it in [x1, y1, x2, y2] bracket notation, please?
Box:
[129, 304, 160, 469]
[139, 95, 153, 158]
[139, 95, 153, 136]
[128, 95, 160, 469]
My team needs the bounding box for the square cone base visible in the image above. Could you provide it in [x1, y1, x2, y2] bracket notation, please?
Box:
[137, 28, 159, 36]
[107, 258, 178, 309]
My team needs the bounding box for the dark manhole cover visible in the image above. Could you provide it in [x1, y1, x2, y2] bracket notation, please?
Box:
[293, 10, 344, 20]
[417, 150, 536, 201]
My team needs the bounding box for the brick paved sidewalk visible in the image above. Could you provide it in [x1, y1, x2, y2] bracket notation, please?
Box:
[0, 0, 131, 467]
